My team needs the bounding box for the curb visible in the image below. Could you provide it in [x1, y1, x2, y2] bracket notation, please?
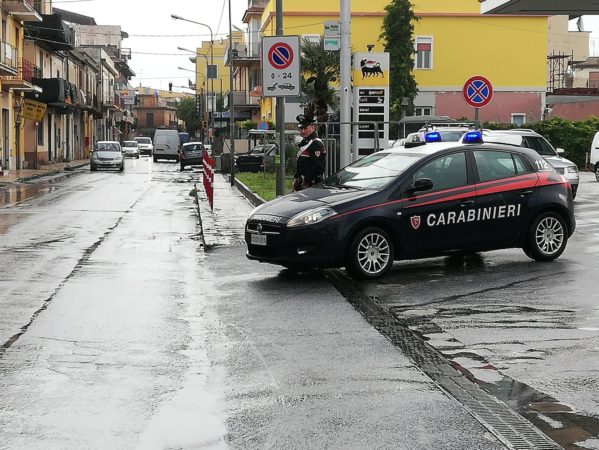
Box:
[15, 162, 89, 183]
[232, 176, 266, 207]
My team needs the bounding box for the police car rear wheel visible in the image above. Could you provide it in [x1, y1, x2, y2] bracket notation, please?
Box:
[595, 164, 599, 182]
[347, 227, 394, 279]
[525, 212, 567, 261]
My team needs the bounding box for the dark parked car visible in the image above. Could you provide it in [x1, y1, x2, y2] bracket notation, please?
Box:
[235, 144, 277, 172]
[246, 140, 575, 279]
[179, 142, 204, 171]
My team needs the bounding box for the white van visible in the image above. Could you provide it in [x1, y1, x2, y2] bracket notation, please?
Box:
[590, 131, 599, 181]
[153, 129, 180, 162]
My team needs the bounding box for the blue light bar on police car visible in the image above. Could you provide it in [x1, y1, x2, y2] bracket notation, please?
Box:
[463, 131, 483, 144]
[424, 131, 442, 143]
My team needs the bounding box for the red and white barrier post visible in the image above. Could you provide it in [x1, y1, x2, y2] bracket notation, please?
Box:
[202, 149, 215, 211]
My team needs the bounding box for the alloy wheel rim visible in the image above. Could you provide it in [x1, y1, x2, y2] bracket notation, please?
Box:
[535, 217, 564, 256]
[357, 233, 391, 275]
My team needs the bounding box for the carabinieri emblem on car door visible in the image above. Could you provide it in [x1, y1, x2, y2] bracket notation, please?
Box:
[410, 215, 421, 230]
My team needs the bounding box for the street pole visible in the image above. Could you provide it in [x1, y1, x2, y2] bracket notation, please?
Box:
[275, 0, 286, 197]
[229, 0, 236, 186]
[207, 30, 215, 145]
[340, 0, 352, 166]
[171, 17, 214, 143]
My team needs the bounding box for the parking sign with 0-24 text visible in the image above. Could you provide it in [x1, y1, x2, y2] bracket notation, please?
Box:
[262, 35, 300, 97]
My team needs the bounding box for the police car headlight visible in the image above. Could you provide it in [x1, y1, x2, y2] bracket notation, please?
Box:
[566, 166, 578, 174]
[287, 206, 337, 228]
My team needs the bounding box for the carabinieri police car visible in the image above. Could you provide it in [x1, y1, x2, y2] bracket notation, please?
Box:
[245, 132, 575, 279]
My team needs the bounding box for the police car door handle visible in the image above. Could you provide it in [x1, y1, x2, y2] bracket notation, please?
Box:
[460, 199, 474, 207]
[520, 190, 534, 197]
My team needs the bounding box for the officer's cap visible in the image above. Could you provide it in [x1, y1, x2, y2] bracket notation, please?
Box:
[296, 113, 316, 128]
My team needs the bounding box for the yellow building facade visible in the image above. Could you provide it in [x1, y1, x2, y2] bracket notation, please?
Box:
[0, 5, 41, 173]
[255, 0, 549, 124]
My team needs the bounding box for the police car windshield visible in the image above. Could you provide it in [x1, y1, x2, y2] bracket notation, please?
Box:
[323, 151, 425, 190]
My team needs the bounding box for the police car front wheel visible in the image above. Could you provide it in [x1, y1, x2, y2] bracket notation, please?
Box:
[346, 227, 394, 279]
[524, 212, 567, 261]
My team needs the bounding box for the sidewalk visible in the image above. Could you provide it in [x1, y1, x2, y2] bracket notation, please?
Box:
[0, 159, 89, 186]
[195, 173, 256, 248]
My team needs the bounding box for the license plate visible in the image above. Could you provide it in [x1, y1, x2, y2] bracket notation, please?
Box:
[251, 234, 267, 246]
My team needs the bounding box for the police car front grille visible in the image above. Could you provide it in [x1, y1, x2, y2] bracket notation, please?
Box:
[248, 245, 283, 258]
[246, 223, 282, 235]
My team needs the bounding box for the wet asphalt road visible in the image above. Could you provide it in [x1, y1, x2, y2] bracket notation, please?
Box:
[0, 158, 504, 449]
[1, 158, 598, 449]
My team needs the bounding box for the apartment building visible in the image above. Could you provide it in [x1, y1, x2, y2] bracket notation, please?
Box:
[0, 0, 43, 171]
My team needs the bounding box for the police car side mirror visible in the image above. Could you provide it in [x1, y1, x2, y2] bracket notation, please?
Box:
[409, 178, 433, 193]
[556, 148, 565, 155]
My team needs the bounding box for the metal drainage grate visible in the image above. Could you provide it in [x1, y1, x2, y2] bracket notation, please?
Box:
[327, 270, 562, 450]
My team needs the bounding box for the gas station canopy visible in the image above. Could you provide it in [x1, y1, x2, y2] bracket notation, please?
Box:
[480, 0, 599, 18]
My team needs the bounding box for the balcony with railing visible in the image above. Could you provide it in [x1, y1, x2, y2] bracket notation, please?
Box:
[0, 41, 18, 76]
[1, 58, 35, 91]
[225, 43, 260, 67]
[25, 77, 79, 111]
[2, 0, 42, 21]
[24, 13, 75, 50]
[120, 48, 132, 61]
[224, 89, 261, 111]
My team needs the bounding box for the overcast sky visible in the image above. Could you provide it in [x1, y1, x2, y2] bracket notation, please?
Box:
[57, 0, 248, 92]
[56, 1, 599, 91]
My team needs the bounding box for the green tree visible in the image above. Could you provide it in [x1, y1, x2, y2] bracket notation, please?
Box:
[300, 37, 340, 123]
[176, 97, 199, 135]
[380, 0, 418, 117]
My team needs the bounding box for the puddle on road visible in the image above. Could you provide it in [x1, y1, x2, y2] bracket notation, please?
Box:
[0, 183, 61, 208]
[397, 311, 599, 450]
[333, 268, 599, 450]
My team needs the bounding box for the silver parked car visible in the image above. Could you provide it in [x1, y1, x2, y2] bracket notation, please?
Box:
[90, 141, 124, 172]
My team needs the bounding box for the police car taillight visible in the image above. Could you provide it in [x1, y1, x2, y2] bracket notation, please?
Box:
[424, 131, 442, 143]
[463, 131, 483, 144]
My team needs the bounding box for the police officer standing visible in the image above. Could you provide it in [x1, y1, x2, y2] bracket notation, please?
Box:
[293, 114, 326, 191]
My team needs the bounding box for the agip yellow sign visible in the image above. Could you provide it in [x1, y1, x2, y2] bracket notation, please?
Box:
[21, 99, 47, 122]
[353, 52, 390, 87]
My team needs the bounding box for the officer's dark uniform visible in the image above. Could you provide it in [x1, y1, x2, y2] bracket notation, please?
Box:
[293, 115, 326, 191]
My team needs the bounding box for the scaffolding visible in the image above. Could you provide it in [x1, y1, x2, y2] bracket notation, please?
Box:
[547, 51, 574, 92]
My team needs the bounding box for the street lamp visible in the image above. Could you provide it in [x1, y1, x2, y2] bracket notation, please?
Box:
[171, 14, 215, 144]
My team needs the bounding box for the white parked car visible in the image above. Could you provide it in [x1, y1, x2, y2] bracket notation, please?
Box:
[589, 131, 599, 181]
[122, 140, 140, 159]
[484, 129, 579, 198]
[134, 136, 153, 156]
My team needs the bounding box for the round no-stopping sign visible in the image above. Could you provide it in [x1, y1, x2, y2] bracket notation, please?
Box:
[267, 42, 294, 70]
[463, 76, 493, 108]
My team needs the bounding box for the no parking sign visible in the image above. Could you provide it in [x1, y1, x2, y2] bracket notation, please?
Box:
[463, 76, 493, 108]
[262, 36, 300, 97]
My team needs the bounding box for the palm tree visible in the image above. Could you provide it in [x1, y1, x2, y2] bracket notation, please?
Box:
[300, 38, 340, 123]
